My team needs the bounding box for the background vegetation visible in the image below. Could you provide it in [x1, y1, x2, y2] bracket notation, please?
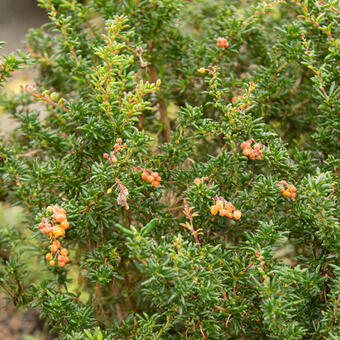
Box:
[0, 0, 339, 339]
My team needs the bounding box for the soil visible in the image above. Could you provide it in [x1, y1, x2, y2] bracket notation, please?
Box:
[0, 293, 54, 340]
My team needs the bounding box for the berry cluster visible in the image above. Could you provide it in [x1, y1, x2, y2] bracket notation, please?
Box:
[216, 37, 229, 47]
[241, 139, 263, 160]
[210, 197, 242, 220]
[103, 138, 127, 165]
[135, 166, 162, 187]
[39, 205, 70, 267]
[277, 181, 297, 198]
[193, 177, 211, 186]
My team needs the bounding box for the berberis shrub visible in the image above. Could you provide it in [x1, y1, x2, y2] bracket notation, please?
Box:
[0, 0, 339, 338]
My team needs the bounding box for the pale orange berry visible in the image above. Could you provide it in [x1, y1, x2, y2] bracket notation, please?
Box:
[58, 261, 65, 267]
[45, 253, 53, 261]
[141, 172, 148, 181]
[60, 220, 69, 229]
[219, 209, 227, 217]
[54, 240, 61, 248]
[210, 205, 219, 215]
[283, 190, 290, 197]
[243, 148, 250, 156]
[249, 150, 256, 160]
[253, 143, 262, 151]
[291, 192, 296, 198]
[226, 212, 234, 218]
[216, 200, 224, 210]
[152, 181, 160, 187]
[54, 213, 66, 222]
[217, 37, 229, 47]
[233, 210, 242, 220]
[49, 260, 55, 266]
[53, 227, 65, 238]
[60, 248, 68, 256]
[116, 138, 122, 144]
[241, 142, 248, 150]
[50, 244, 58, 253]
[194, 178, 201, 185]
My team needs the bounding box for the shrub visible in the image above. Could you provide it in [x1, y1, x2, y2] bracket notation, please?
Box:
[0, 0, 339, 338]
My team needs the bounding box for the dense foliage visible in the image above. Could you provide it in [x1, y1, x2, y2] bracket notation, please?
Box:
[0, 0, 339, 338]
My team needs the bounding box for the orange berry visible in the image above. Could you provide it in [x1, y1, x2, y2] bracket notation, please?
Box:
[54, 240, 61, 248]
[253, 143, 262, 151]
[141, 172, 148, 180]
[103, 153, 109, 158]
[210, 205, 219, 215]
[241, 142, 248, 150]
[283, 190, 290, 197]
[50, 244, 58, 253]
[60, 220, 69, 229]
[63, 256, 69, 263]
[116, 138, 122, 144]
[60, 248, 68, 256]
[219, 209, 227, 217]
[54, 213, 66, 222]
[58, 261, 65, 267]
[217, 37, 229, 47]
[152, 181, 160, 187]
[249, 150, 256, 160]
[146, 175, 153, 182]
[291, 192, 296, 198]
[45, 253, 53, 261]
[49, 260, 55, 266]
[53, 226, 65, 238]
[226, 212, 234, 218]
[243, 148, 250, 156]
[216, 200, 224, 210]
[233, 210, 242, 220]
[194, 178, 201, 185]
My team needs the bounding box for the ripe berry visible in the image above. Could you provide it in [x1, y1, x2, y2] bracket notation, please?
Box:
[103, 153, 109, 158]
[216, 200, 224, 210]
[152, 181, 160, 187]
[283, 190, 290, 197]
[49, 260, 55, 266]
[58, 261, 65, 267]
[194, 178, 201, 185]
[243, 148, 250, 156]
[253, 143, 261, 151]
[241, 142, 248, 150]
[54, 213, 66, 222]
[219, 209, 227, 217]
[226, 212, 234, 218]
[50, 244, 58, 253]
[141, 172, 148, 181]
[54, 240, 61, 248]
[217, 37, 229, 47]
[60, 248, 68, 256]
[45, 253, 53, 261]
[60, 220, 69, 229]
[52, 226, 65, 238]
[233, 210, 242, 220]
[210, 205, 219, 215]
